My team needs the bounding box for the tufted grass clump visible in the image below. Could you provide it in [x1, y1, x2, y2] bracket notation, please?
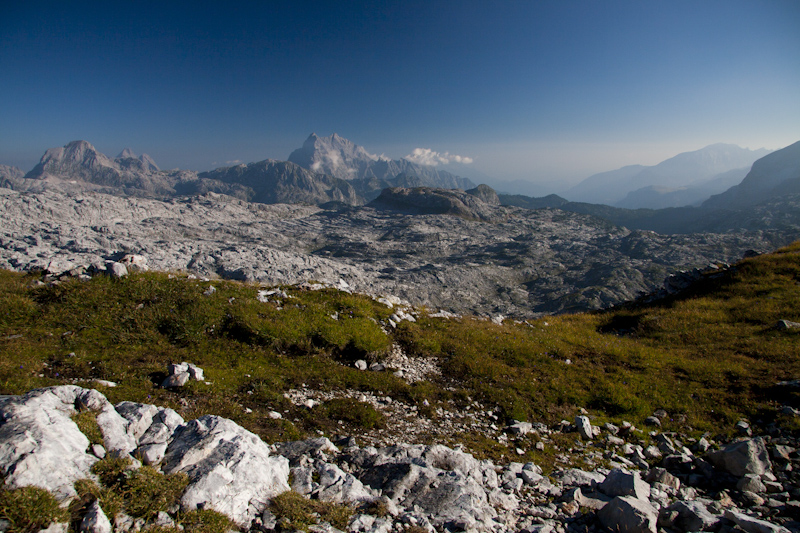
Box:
[270, 490, 352, 531]
[88, 456, 188, 519]
[0, 485, 68, 532]
[71, 408, 103, 445]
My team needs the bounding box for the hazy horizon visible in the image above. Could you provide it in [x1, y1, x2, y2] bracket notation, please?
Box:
[2, 1, 798, 194]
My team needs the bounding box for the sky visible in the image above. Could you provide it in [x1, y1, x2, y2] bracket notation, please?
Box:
[1, 1, 798, 194]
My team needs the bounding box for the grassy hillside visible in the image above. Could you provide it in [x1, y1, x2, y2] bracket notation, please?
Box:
[2, 242, 800, 465]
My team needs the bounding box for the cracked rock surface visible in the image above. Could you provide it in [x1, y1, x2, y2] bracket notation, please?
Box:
[1, 188, 794, 317]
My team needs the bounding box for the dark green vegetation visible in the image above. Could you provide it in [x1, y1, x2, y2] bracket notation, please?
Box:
[1, 243, 800, 462]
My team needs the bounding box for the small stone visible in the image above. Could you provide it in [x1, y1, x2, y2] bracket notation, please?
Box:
[575, 415, 593, 440]
[736, 420, 753, 436]
[354, 360, 368, 370]
[644, 416, 661, 427]
[161, 372, 190, 388]
[268, 411, 282, 419]
[91, 444, 106, 459]
[108, 262, 128, 279]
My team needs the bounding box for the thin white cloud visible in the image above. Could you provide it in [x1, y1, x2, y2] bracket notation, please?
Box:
[226, 159, 243, 165]
[404, 148, 474, 166]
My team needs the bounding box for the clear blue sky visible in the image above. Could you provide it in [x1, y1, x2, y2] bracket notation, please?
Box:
[1, 1, 798, 192]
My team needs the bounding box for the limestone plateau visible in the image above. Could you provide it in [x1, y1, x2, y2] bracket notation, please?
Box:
[1, 136, 800, 316]
[1, 186, 791, 317]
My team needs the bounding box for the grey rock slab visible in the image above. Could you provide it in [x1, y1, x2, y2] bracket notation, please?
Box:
[108, 262, 128, 278]
[315, 462, 376, 504]
[276, 437, 340, 463]
[645, 467, 680, 491]
[115, 401, 159, 442]
[555, 468, 606, 488]
[723, 509, 791, 533]
[79, 500, 112, 533]
[738, 473, 768, 493]
[597, 495, 658, 533]
[707, 437, 773, 477]
[659, 500, 720, 532]
[599, 468, 651, 501]
[0, 387, 98, 499]
[136, 442, 168, 466]
[162, 414, 290, 527]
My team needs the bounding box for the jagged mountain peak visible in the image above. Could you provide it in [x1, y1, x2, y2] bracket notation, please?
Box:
[116, 147, 160, 172]
[291, 132, 380, 178]
[37, 140, 111, 169]
[288, 133, 476, 192]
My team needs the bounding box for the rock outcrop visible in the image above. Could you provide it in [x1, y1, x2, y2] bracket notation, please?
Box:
[2, 386, 799, 532]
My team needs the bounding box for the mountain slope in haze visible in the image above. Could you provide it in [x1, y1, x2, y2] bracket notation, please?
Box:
[0, 165, 24, 189]
[197, 159, 362, 206]
[288, 133, 476, 196]
[704, 140, 800, 209]
[500, 142, 800, 235]
[566, 143, 771, 207]
[615, 167, 750, 209]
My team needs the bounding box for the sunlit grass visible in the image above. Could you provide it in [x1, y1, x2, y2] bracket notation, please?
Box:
[1, 241, 799, 461]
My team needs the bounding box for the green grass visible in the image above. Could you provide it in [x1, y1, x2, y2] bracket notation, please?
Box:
[0, 486, 68, 532]
[1, 242, 800, 466]
[269, 490, 352, 531]
[88, 456, 188, 520]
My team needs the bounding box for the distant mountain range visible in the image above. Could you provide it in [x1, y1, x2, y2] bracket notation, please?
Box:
[0, 134, 475, 206]
[565, 143, 772, 208]
[501, 140, 800, 234]
[2, 135, 799, 237]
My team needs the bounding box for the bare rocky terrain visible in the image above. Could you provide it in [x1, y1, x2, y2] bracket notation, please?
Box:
[1, 187, 792, 317]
